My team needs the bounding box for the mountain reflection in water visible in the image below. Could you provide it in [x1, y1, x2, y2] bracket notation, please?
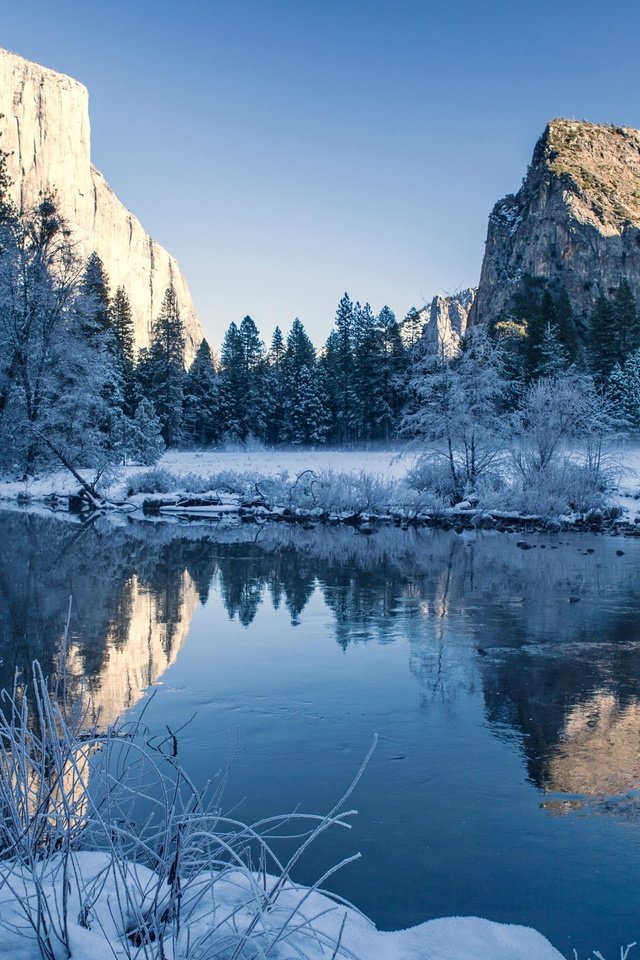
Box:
[2, 509, 640, 808]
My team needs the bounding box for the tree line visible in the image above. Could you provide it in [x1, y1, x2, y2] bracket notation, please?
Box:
[4, 114, 640, 483]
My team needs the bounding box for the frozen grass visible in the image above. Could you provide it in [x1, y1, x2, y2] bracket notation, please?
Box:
[0, 661, 374, 959]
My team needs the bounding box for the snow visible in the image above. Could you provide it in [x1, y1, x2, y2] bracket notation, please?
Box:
[0, 852, 565, 960]
[0, 447, 416, 502]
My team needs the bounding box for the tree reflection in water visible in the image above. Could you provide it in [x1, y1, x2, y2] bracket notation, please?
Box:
[2, 508, 640, 811]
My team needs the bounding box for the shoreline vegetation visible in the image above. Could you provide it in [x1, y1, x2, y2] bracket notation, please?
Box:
[1, 442, 639, 537]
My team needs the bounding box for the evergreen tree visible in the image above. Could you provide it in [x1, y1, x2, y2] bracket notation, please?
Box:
[140, 288, 186, 446]
[124, 398, 165, 464]
[282, 364, 330, 445]
[264, 326, 286, 444]
[283, 318, 316, 373]
[280, 319, 328, 444]
[373, 305, 406, 439]
[218, 316, 267, 441]
[607, 348, 640, 429]
[351, 302, 378, 439]
[109, 286, 137, 415]
[322, 293, 356, 443]
[399, 307, 425, 350]
[553, 287, 579, 362]
[109, 286, 135, 366]
[182, 339, 219, 445]
[525, 290, 555, 377]
[535, 323, 570, 378]
[612, 279, 640, 360]
[80, 252, 111, 334]
[589, 295, 616, 380]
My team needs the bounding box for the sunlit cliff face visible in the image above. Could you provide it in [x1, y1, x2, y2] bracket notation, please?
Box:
[63, 571, 199, 728]
[545, 691, 640, 799]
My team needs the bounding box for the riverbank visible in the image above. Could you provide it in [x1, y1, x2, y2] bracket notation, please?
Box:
[1, 444, 640, 535]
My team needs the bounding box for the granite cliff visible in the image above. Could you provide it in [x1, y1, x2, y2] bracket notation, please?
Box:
[416, 288, 476, 356]
[0, 47, 203, 361]
[470, 118, 640, 332]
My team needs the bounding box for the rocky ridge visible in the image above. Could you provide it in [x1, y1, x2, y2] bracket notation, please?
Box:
[417, 287, 476, 356]
[0, 47, 203, 362]
[469, 118, 640, 331]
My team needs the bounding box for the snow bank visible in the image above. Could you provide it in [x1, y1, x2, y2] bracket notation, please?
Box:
[0, 852, 564, 960]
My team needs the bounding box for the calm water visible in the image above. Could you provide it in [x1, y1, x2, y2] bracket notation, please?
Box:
[3, 507, 640, 956]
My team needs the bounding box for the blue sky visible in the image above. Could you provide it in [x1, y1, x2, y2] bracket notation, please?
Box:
[3, 0, 640, 347]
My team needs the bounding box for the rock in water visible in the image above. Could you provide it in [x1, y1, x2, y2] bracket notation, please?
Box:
[0, 47, 203, 362]
[470, 118, 640, 333]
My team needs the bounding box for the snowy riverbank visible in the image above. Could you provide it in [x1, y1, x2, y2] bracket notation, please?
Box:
[2, 445, 640, 531]
[0, 852, 565, 960]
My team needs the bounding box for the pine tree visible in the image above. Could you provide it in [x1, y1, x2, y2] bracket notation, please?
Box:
[281, 319, 328, 444]
[553, 287, 579, 362]
[322, 293, 356, 443]
[535, 323, 570, 378]
[81, 252, 111, 334]
[589, 295, 616, 380]
[125, 397, 165, 464]
[109, 286, 135, 366]
[218, 316, 267, 441]
[141, 288, 186, 446]
[399, 307, 425, 350]
[282, 364, 330, 445]
[109, 286, 137, 415]
[182, 339, 219, 445]
[264, 326, 286, 444]
[612, 279, 640, 360]
[351, 301, 378, 440]
[374, 305, 406, 440]
[607, 348, 640, 429]
[525, 290, 555, 377]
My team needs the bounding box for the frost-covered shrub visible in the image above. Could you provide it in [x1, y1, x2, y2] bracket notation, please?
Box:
[128, 467, 180, 494]
[289, 470, 397, 515]
[502, 460, 610, 517]
[405, 456, 458, 503]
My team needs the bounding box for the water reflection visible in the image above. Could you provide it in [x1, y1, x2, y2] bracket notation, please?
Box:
[2, 508, 640, 815]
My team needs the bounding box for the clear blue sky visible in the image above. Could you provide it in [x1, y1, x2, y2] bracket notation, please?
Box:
[3, 0, 640, 348]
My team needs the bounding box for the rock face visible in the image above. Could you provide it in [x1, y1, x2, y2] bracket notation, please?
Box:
[417, 288, 476, 356]
[0, 47, 202, 361]
[470, 118, 640, 331]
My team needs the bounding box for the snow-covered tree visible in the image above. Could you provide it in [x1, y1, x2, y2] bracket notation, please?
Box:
[607, 348, 640, 430]
[218, 316, 267, 441]
[80, 252, 110, 335]
[322, 293, 356, 443]
[182, 338, 219, 445]
[138, 289, 185, 446]
[124, 397, 165, 464]
[512, 372, 616, 482]
[0, 195, 119, 473]
[280, 319, 328, 445]
[264, 326, 286, 444]
[534, 322, 570, 378]
[401, 326, 507, 501]
[108, 285, 137, 415]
